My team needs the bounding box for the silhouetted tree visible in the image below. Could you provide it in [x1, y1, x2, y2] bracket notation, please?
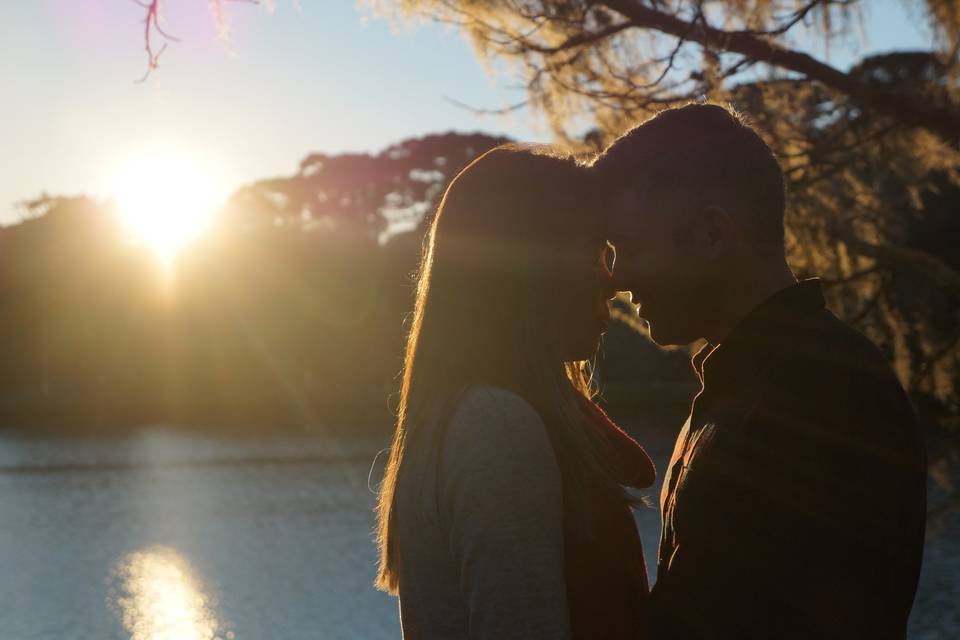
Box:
[221, 132, 508, 243]
[0, 195, 165, 426]
[368, 1, 960, 502]
[368, 1, 959, 138]
[0, 133, 511, 431]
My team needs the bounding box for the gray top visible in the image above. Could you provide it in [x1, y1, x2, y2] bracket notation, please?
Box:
[394, 385, 571, 639]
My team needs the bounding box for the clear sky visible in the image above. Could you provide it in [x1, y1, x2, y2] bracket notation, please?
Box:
[1, 0, 933, 224]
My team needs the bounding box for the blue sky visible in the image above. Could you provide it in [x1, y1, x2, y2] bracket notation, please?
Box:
[1, 0, 933, 224]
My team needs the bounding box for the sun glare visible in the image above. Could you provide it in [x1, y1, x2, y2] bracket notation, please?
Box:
[112, 151, 227, 263]
[108, 545, 231, 640]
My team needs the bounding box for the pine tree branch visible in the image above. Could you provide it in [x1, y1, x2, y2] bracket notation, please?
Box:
[600, 0, 960, 140]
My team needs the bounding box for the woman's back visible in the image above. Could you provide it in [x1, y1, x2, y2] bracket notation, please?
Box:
[395, 385, 571, 639]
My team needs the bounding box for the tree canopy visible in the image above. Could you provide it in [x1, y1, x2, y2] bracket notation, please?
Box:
[0, 133, 515, 429]
[222, 132, 508, 243]
[366, 1, 959, 138]
[363, 0, 960, 485]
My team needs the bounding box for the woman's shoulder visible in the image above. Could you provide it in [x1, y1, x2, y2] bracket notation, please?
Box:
[440, 385, 563, 519]
[452, 384, 540, 421]
[444, 384, 554, 465]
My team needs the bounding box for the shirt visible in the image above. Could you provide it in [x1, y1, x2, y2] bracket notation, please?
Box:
[394, 384, 656, 639]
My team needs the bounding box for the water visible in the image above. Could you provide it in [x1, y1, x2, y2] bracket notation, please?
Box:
[0, 428, 954, 639]
[0, 429, 401, 640]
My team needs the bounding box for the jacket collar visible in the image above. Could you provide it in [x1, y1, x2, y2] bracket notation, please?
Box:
[693, 279, 827, 392]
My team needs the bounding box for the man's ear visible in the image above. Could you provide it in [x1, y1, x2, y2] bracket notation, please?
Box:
[697, 205, 732, 258]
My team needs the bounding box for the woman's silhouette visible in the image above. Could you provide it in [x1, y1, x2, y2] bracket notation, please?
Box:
[374, 144, 655, 639]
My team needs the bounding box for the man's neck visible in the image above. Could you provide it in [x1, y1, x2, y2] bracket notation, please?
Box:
[704, 261, 798, 345]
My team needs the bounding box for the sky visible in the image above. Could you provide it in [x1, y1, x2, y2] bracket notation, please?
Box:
[0, 0, 934, 225]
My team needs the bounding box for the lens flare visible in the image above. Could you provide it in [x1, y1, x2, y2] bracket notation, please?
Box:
[111, 150, 227, 264]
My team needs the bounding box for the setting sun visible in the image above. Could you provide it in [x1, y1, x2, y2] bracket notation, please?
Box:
[111, 151, 228, 262]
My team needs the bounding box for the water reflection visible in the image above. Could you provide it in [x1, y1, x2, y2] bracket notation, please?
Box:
[108, 546, 233, 640]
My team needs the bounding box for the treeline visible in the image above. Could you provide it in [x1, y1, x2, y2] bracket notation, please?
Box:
[3, 126, 957, 451]
[0, 132, 692, 433]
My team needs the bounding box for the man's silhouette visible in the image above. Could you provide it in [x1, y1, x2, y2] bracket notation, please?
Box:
[594, 103, 927, 639]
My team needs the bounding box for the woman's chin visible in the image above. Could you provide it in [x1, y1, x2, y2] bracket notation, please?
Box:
[561, 333, 603, 362]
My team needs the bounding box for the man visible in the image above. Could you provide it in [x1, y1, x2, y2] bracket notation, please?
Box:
[593, 103, 927, 639]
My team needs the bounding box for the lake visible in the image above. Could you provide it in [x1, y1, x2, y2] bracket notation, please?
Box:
[0, 428, 955, 639]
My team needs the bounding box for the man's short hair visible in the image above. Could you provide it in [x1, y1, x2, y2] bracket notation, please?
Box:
[593, 103, 786, 251]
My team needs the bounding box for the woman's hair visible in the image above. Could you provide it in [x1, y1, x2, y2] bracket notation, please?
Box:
[374, 144, 626, 594]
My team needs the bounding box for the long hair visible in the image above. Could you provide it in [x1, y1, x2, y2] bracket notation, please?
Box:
[374, 144, 626, 594]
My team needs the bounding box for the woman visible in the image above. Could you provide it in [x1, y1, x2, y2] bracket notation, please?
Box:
[374, 145, 655, 639]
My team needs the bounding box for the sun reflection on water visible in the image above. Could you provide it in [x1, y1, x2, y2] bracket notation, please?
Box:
[107, 546, 233, 640]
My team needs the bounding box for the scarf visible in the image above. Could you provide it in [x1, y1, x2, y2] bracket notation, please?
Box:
[564, 397, 657, 639]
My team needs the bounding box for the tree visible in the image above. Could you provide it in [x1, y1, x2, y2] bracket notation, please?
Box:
[127, 0, 958, 495]
[134, 0, 261, 81]
[357, 3, 960, 319]
[722, 54, 960, 408]
[366, 1, 959, 137]
[0, 196, 164, 426]
[0, 133, 510, 430]
[367, 0, 960, 502]
[220, 132, 507, 243]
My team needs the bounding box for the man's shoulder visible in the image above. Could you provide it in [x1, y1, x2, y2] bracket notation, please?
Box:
[757, 309, 917, 445]
[774, 307, 901, 394]
[750, 309, 925, 502]
[748, 309, 906, 420]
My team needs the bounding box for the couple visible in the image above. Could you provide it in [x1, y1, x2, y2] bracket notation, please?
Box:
[374, 104, 927, 639]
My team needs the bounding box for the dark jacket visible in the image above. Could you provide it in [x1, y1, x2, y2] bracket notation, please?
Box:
[649, 279, 927, 640]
